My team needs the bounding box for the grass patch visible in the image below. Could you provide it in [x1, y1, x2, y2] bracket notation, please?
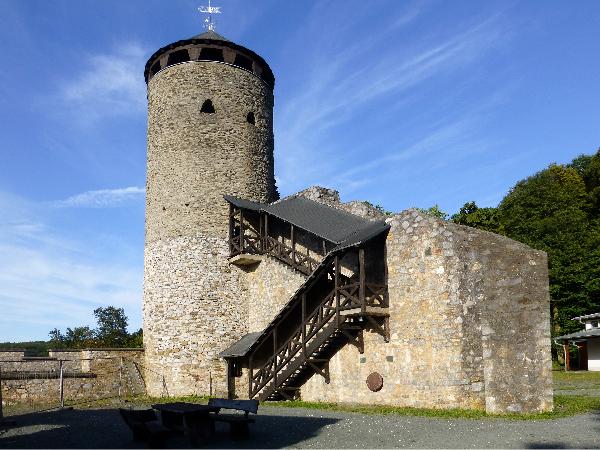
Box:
[263, 395, 600, 420]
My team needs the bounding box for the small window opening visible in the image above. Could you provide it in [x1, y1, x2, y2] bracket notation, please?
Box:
[201, 99, 215, 113]
[167, 49, 190, 66]
[246, 112, 255, 125]
[234, 53, 253, 71]
[199, 47, 224, 62]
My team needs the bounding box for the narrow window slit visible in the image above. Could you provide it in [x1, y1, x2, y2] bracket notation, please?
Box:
[246, 112, 255, 125]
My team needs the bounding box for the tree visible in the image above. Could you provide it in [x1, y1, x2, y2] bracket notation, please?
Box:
[93, 306, 129, 347]
[451, 201, 503, 234]
[47, 306, 143, 349]
[416, 204, 448, 220]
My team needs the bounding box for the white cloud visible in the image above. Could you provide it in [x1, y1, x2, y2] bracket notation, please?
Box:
[53, 186, 145, 208]
[60, 42, 148, 119]
[275, 9, 509, 196]
[0, 191, 142, 341]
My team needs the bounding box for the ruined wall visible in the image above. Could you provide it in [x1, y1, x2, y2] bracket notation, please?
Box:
[143, 59, 276, 397]
[1, 349, 144, 407]
[302, 209, 553, 413]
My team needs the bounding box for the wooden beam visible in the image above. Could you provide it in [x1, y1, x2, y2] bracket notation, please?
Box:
[248, 354, 253, 399]
[335, 256, 340, 326]
[359, 248, 366, 313]
[563, 343, 570, 371]
[273, 328, 278, 388]
[240, 209, 245, 253]
[302, 293, 307, 360]
[291, 224, 296, 265]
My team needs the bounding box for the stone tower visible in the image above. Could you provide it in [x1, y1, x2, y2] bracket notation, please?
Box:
[142, 30, 277, 396]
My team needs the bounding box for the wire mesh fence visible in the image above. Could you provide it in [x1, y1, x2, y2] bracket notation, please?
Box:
[0, 355, 147, 419]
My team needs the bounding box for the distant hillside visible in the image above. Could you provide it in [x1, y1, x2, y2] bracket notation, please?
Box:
[0, 341, 51, 357]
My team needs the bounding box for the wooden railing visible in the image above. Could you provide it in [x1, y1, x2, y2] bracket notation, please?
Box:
[247, 254, 388, 400]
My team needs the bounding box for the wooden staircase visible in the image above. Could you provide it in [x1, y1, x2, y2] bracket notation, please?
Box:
[225, 199, 390, 401]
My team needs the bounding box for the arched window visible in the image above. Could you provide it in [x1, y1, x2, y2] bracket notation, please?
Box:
[246, 112, 255, 125]
[201, 99, 215, 113]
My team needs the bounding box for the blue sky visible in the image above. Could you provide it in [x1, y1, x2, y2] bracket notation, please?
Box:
[1, 0, 598, 341]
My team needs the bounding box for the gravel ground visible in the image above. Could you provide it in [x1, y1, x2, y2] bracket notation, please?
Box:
[1, 406, 600, 449]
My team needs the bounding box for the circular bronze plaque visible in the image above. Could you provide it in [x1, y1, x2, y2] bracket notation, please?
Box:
[366, 372, 383, 392]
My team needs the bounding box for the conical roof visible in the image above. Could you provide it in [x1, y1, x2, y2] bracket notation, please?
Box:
[191, 30, 230, 42]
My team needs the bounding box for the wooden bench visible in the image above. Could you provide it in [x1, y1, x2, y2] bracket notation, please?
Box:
[208, 398, 259, 440]
[119, 408, 176, 448]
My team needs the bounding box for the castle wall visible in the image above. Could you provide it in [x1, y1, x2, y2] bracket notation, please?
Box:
[1, 349, 144, 408]
[244, 256, 307, 333]
[301, 209, 553, 413]
[143, 59, 276, 397]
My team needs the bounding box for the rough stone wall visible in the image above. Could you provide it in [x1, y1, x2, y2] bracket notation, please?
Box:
[293, 186, 386, 221]
[143, 234, 248, 396]
[301, 209, 553, 413]
[143, 59, 277, 397]
[244, 256, 307, 333]
[145, 61, 276, 242]
[1, 349, 144, 407]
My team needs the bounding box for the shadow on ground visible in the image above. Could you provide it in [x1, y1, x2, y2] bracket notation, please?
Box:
[0, 408, 338, 449]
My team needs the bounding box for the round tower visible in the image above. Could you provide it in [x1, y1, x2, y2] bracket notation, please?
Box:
[142, 30, 277, 396]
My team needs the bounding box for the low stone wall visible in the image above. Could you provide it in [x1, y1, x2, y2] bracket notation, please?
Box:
[0, 349, 145, 408]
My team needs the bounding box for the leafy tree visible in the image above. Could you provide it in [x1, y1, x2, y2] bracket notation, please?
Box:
[47, 306, 143, 349]
[416, 204, 448, 220]
[93, 306, 129, 347]
[451, 201, 503, 234]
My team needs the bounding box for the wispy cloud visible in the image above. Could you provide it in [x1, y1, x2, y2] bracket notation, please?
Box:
[275, 5, 511, 196]
[59, 42, 148, 120]
[53, 186, 145, 208]
[0, 190, 142, 341]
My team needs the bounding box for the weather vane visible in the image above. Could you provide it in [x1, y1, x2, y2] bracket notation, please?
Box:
[198, 0, 222, 32]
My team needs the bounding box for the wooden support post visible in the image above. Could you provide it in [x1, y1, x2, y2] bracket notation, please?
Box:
[265, 214, 269, 252]
[359, 248, 366, 313]
[383, 240, 389, 308]
[239, 210, 244, 253]
[302, 293, 307, 360]
[248, 355, 254, 399]
[334, 256, 340, 325]
[228, 204, 234, 254]
[322, 240, 327, 256]
[563, 343, 570, 371]
[291, 224, 296, 265]
[273, 329, 278, 388]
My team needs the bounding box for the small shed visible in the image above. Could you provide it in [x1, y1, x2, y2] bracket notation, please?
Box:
[555, 313, 600, 371]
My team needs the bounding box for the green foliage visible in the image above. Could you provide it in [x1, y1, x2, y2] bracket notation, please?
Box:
[416, 204, 448, 220]
[451, 201, 503, 234]
[0, 340, 51, 356]
[94, 306, 129, 347]
[451, 149, 600, 338]
[48, 306, 143, 350]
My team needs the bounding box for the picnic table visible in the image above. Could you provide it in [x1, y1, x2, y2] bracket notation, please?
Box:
[152, 402, 220, 444]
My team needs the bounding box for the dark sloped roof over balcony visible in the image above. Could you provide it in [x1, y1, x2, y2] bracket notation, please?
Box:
[224, 195, 389, 247]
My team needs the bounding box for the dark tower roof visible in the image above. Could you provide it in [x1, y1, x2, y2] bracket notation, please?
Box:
[191, 30, 229, 41]
[144, 30, 275, 87]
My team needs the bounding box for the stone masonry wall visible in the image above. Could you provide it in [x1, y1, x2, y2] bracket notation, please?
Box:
[244, 256, 307, 333]
[1, 349, 144, 408]
[301, 209, 553, 413]
[145, 61, 276, 243]
[143, 59, 277, 397]
[143, 233, 248, 397]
